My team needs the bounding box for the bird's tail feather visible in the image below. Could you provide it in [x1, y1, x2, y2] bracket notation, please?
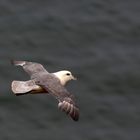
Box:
[11, 80, 46, 96]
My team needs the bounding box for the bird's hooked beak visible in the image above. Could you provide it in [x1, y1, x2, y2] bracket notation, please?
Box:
[72, 75, 77, 80]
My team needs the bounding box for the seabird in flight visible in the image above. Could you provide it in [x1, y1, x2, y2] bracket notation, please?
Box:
[11, 60, 79, 121]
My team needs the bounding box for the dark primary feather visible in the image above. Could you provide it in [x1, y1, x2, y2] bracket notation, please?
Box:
[35, 74, 79, 121]
[58, 99, 79, 121]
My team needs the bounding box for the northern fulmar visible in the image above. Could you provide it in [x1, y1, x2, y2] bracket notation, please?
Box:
[11, 60, 79, 121]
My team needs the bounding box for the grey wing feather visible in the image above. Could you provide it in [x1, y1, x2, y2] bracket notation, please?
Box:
[35, 74, 79, 121]
[11, 60, 48, 78]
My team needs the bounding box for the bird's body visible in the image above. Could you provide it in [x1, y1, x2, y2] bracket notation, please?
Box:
[11, 60, 79, 121]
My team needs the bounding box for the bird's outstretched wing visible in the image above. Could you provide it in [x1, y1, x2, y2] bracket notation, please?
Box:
[11, 60, 48, 78]
[35, 74, 79, 121]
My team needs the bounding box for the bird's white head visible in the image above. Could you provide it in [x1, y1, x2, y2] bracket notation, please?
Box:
[53, 70, 77, 86]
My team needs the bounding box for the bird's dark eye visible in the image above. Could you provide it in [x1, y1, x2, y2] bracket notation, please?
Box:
[66, 73, 70, 76]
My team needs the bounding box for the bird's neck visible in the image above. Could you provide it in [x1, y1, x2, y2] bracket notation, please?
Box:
[53, 72, 67, 86]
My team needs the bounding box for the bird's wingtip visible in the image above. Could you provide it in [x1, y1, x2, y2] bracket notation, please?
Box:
[58, 101, 79, 121]
[11, 60, 15, 65]
[11, 60, 26, 66]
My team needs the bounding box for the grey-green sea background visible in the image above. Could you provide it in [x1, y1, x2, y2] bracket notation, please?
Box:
[0, 0, 140, 140]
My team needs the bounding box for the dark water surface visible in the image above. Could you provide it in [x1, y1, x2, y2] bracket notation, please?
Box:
[0, 0, 140, 140]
